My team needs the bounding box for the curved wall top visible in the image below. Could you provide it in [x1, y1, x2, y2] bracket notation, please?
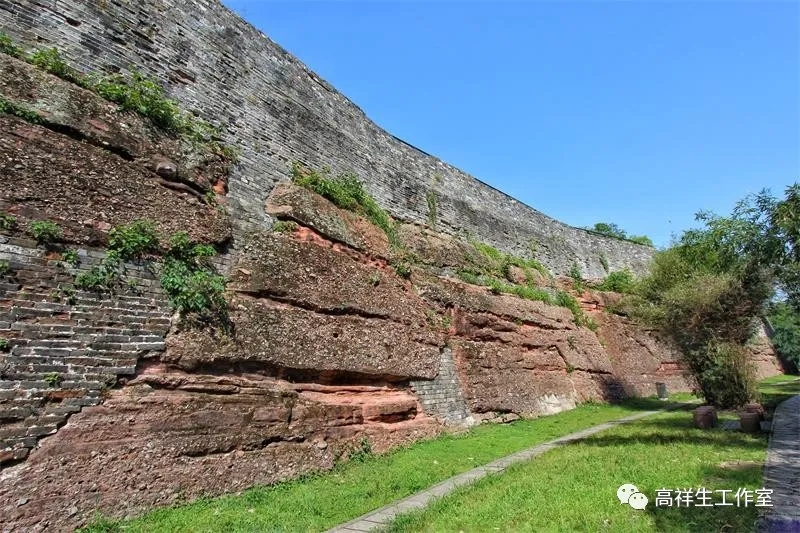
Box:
[0, 0, 654, 277]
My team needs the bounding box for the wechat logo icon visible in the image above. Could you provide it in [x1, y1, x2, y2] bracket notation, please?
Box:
[618, 483, 649, 510]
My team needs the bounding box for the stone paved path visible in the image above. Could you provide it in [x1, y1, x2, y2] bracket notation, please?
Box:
[327, 409, 662, 533]
[758, 395, 800, 533]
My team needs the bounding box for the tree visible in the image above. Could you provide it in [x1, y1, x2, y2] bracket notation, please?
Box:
[629, 183, 800, 407]
[589, 222, 654, 247]
[591, 222, 627, 240]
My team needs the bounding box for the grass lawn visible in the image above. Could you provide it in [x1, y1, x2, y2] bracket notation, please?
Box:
[82, 399, 669, 533]
[385, 376, 800, 533]
[757, 374, 800, 412]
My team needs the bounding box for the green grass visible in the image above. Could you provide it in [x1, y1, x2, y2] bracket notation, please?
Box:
[290, 162, 398, 247]
[80, 399, 669, 532]
[384, 377, 794, 532]
[757, 373, 800, 411]
[385, 408, 768, 533]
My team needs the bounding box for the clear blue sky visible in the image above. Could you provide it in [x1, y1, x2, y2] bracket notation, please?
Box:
[223, 0, 798, 248]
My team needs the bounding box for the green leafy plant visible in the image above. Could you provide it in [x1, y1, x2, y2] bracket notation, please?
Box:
[108, 219, 160, 260]
[0, 32, 23, 58]
[595, 269, 636, 294]
[61, 249, 80, 268]
[425, 190, 438, 229]
[368, 271, 382, 287]
[60, 285, 77, 305]
[598, 253, 609, 274]
[0, 337, 8, 352]
[0, 95, 42, 123]
[569, 262, 584, 292]
[93, 70, 185, 133]
[0, 260, 9, 276]
[43, 372, 62, 388]
[346, 438, 373, 463]
[566, 335, 577, 350]
[556, 290, 597, 331]
[391, 259, 412, 280]
[75, 255, 122, 292]
[291, 163, 398, 247]
[0, 212, 15, 231]
[28, 47, 85, 86]
[470, 241, 549, 284]
[160, 232, 229, 330]
[272, 220, 298, 233]
[455, 269, 482, 286]
[29, 220, 61, 244]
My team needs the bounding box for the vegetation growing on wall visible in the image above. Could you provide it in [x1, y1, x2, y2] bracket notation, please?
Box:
[0, 212, 16, 231]
[29, 220, 62, 245]
[621, 184, 800, 407]
[0, 33, 238, 161]
[425, 191, 438, 230]
[291, 162, 399, 247]
[588, 222, 654, 247]
[568, 262, 584, 292]
[74, 220, 229, 331]
[0, 95, 43, 124]
[455, 243, 595, 330]
[594, 269, 636, 294]
[470, 241, 549, 282]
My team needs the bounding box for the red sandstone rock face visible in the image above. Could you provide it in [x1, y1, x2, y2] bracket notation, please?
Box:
[592, 309, 694, 397]
[0, 372, 437, 530]
[747, 322, 786, 379]
[0, 55, 231, 247]
[0, 133, 786, 531]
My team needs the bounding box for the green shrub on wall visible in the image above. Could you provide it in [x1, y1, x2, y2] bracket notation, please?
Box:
[0, 33, 237, 161]
[291, 162, 398, 246]
[29, 220, 61, 245]
[74, 220, 229, 331]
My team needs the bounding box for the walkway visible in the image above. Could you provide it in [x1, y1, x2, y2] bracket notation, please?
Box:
[758, 395, 800, 533]
[327, 409, 662, 532]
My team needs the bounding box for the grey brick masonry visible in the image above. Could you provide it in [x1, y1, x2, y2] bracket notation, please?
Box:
[0, 237, 172, 466]
[410, 347, 471, 425]
[0, 0, 654, 278]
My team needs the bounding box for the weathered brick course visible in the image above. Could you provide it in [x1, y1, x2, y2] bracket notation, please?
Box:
[0, 240, 172, 465]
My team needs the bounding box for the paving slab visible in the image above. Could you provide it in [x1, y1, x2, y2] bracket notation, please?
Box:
[757, 395, 800, 533]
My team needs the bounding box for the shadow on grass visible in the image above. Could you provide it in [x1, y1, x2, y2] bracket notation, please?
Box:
[646, 463, 763, 533]
[569, 411, 768, 451]
[615, 396, 676, 411]
[760, 378, 800, 411]
[573, 431, 767, 451]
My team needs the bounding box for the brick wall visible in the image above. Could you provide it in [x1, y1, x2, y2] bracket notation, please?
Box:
[0, 237, 171, 465]
[0, 0, 654, 278]
[410, 347, 471, 424]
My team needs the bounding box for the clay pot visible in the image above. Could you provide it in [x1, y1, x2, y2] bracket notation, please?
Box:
[739, 411, 762, 433]
[742, 403, 765, 419]
[694, 406, 718, 429]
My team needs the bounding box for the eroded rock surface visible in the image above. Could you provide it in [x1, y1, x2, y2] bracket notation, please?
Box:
[0, 116, 784, 531]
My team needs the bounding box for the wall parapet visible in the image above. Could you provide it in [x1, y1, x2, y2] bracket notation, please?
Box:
[0, 0, 653, 278]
